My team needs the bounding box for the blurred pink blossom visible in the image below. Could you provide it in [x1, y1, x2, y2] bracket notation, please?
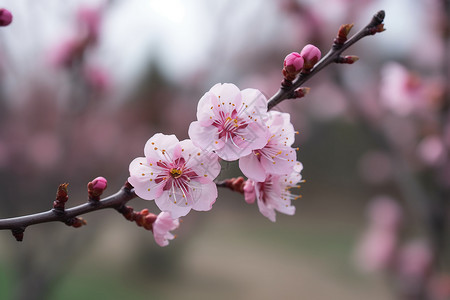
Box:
[379, 62, 438, 116]
[77, 6, 103, 43]
[396, 239, 433, 280]
[354, 227, 398, 272]
[83, 65, 111, 94]
[27, 133, 62, 170]
[354, 195, 402, 272]
[417, 135, 446, 166]
[367, 195, 403, 230]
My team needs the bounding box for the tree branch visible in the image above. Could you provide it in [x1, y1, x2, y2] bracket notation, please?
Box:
[0, 182, 136, 241]
[267, 10, 385, 110]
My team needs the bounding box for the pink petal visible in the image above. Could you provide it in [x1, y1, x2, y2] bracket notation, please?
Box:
[178, 139, 221, 180]
[243, 180, 256, 204]
[191, 181, 218, 211]
[128, 157, 164, 200]
[188, 121, 220, 152]
[267, 111, 296, 146]
[260, 147, 296, 175]
[196, 92, 216, 124]
[209, 83, 242, 109]
[240, 88, 268, 118]
[154, 192, 192, 218]
[144, 133, 179, 163]
[256, 187, 276, 222]
[239, 153, 267, 182]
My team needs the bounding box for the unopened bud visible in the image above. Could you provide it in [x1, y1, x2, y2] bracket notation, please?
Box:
[65, 217, 87, 228]
[135, 209, 157, 231]
[293, 87, 310, 99]
[300, 44, 321, 70]
[335, 23, 354, 45]
[0, 9, 13, 27]
[336, 55, 359, 64]
[283, 52, 304, 81]
[53, 183, 69, 211]
[87, 176, 107, 201]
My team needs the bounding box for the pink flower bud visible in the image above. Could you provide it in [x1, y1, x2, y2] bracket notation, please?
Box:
[282, 52, 304, 82]
[0, 9, 12, 27]
[300, 44, 321, 70]
[87, 176, 108, 200]
[284, 52, 304, 73]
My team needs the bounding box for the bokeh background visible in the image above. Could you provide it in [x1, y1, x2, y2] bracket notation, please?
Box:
[0, 0, 449, 299]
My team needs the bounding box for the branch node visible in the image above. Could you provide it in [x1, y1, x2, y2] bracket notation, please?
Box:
[65, 217, 87, 228]
[217, 177, 246, 193]
[334, 23, 354, 46]
[335, 55, 359, 64]
[293, 87, 311, 99]
[11, 228, 24, 242]
[53, 183, 69, 211]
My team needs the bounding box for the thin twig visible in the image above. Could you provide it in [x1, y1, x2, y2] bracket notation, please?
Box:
[267, 10, 385, 110]
[0, 183, 136, 240]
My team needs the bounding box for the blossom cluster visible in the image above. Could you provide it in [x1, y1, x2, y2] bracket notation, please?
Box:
[129, 83, 303, 245]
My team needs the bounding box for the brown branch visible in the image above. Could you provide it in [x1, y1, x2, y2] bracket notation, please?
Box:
[0, 182, 136, 241]
[267, 10, 385, 111]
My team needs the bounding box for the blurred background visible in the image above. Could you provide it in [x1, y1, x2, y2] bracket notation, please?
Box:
[0, 0, 449, 299]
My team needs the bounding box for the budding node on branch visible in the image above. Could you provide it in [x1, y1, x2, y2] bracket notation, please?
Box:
[335, 55, 359, 64]
[65, 217, 87, 228]
[218, 177, 246, 193]
[293, 87, 311, 99]
[53, 183, 69, 212]
[335, 23, 354, 45]
[11, 228, 24, 242]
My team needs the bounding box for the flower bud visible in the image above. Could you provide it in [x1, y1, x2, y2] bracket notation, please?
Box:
[300, 44, 321, 70]
[0, 9, 13, 27]
[284, 52, 304, 74]
[87, 176, 108, 201]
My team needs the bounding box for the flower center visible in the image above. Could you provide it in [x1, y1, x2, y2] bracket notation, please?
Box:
[170, 168, 183, 179]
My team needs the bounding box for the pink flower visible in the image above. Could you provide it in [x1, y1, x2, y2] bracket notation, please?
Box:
[152, 212, 180, 247]
[188, 83, 269, 161]
[239, 111, 297, 182]
[243, 162, 303, 222]
[129, 133, 221, 218]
